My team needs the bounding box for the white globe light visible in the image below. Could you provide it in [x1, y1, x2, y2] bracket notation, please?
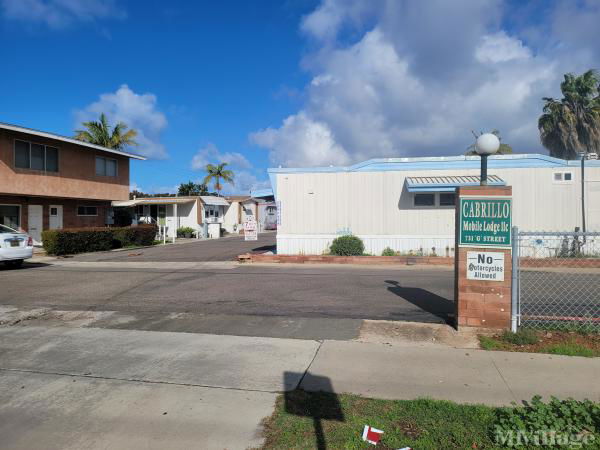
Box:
[475, 133, 500, 155]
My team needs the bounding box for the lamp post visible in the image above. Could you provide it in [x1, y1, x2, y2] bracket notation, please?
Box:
[475, 133, 500, 185]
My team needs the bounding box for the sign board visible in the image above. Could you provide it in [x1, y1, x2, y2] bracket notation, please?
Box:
[244, 217, 258, 241]
[466, 251, 504, 281]
[459, 196, 511, 248]
[276, 201, 282, 226]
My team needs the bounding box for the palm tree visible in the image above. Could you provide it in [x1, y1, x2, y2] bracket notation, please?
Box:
[539, 70, 600, 160]
[203, 163, 234, 196]
[466, 129, 513, 155]
[178, 181, 208, 196]
[74, 113, 138, 150]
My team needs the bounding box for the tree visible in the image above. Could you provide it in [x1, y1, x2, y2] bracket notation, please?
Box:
[465, 129, 513, 155]
[129, 189, 147, 200]
[539, 70, 600, 160]
[203, 163, 234, 196]
[178, 181, 208, 196]
[74, 113, 138, 150]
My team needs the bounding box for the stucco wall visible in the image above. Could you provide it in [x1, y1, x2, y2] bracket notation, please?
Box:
[0, 129, 130, 201]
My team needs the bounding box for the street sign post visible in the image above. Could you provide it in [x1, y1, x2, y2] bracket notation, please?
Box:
[244, 217, 258, 241]
[459, 196, 511, 248]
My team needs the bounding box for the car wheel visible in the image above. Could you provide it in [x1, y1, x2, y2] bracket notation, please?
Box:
[5, 259, 24, 269]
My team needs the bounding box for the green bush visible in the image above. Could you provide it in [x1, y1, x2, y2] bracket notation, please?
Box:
[501, 329, 539, 345]
[42, 224, 157, 256]
[329, 235, 365, 256]
[113, 224, 157, 247]
[177, 226, 195, 237]
[381, 247, 396, 256]
[494, 396, 600, 447]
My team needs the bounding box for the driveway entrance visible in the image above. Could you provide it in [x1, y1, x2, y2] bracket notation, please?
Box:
[70, 232, 277, 262]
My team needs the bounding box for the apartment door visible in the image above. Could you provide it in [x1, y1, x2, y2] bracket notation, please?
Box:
[28, 204, 43, 243]
[49, 205, 63, 230]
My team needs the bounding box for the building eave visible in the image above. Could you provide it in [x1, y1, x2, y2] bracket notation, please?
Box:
[0, 122, 147, 160]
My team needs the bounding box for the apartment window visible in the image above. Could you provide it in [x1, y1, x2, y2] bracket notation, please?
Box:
[553, 171, 573, 183]
[439, 193, 456, 206]
[414, 193, 435, 207]
[0, 205, 20, 229]
[14, 140, 59, 172]
[96, 156, 118, 177]
[77, 206, 98, 216]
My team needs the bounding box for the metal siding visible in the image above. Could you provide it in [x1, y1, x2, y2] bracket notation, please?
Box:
[276, 165, 600, 255]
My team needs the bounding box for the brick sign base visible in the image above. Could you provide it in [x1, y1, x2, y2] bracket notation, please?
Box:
[455, 186, 512, 329]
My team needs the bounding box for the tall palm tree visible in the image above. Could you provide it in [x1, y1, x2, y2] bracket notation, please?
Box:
[203, 163, 234, 196]
[74, 113, 138, 150]
[539, 70, 600, 160]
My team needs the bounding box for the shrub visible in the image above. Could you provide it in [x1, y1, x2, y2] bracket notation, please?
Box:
[42, 224, 157, 256]
[113, 224, 157, 247]
[381, 247, 396, 256]
[501, 329, 539, 346]
[177, 226, 195, 238]
[494, 396, 600, 446]
[329, 235, 365, 256]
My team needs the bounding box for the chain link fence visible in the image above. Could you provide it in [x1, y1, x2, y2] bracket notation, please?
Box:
[514, 230, 600, 333]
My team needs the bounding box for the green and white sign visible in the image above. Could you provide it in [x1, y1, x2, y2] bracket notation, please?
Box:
[459, 196, 512, 248]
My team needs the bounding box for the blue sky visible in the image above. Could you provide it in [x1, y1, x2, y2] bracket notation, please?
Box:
[1, 0, 599, 194]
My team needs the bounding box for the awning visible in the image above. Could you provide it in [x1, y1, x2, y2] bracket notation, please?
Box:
[200, 196, 230, 206]
[112, 197, 196, 207]
[405, 175, 505, 192]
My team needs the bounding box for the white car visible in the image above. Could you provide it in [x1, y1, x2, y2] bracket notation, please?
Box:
[0, 224, 34, 268]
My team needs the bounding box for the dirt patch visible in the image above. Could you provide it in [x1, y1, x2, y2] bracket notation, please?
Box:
[358, 320, 487, 348]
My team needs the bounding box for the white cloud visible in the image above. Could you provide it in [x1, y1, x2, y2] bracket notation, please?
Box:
[1, 0, 125, 28]
[221, 171, 271, 196]
[251, 0, 599, 167]
[475, 32, 531, 63]
[75, 85, 168, 159]
[250, 111, 350, 167]
[190, 143, 251, 171]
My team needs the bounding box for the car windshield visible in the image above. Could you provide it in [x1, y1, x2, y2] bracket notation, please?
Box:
[0, 224, 17, 233]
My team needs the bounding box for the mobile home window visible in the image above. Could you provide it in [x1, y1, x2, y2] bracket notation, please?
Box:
[14, 140, 59, 172]
[439, 193, 456, 206]
[553, 172, 573, 183]
[0, 205, 20, 229]
[77, 206, 98, 216]
[414, 193, 435, 206]
[96, 156, 117, 177]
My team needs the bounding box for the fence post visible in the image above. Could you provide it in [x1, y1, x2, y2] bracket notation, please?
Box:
[511, 226, 519, 333]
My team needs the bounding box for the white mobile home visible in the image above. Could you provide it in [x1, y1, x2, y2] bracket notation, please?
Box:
[268, 154, 600, 255]
[222, 196, 258, 234]
[112, 195, 230, 239]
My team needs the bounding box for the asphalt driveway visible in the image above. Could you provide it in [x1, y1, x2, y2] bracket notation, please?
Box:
[70, 232, 277, 262]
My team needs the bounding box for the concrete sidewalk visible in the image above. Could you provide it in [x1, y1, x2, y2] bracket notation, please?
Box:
[0, 325, 598, 449]
[301, 340, 600, 406]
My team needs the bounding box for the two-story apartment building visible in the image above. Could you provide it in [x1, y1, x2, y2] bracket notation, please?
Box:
[0, 122, 145, 243]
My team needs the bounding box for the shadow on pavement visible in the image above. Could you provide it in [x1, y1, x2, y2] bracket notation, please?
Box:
[284, 372, 344, 450]
[384, 279, 454, 324]
[0, 262, 52, 271]
[251, 244, 276, 253]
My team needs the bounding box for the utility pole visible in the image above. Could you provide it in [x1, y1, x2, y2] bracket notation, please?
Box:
[581, 152, 586, 234]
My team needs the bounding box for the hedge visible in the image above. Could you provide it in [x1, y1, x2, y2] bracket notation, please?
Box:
[329, 235, 365, 256]
[42, 224, 157, 256]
